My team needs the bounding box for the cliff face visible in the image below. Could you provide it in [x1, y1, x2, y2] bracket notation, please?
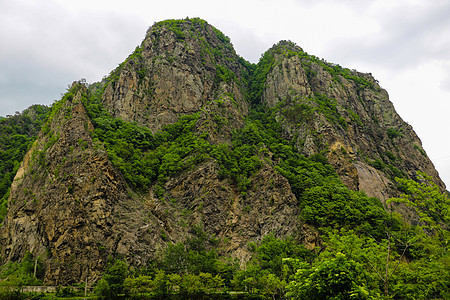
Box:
[259, 41, 445, 201]
[0, 20, 445, 285]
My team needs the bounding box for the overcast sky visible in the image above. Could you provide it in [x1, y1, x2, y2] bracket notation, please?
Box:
[1, 0, 449, 188]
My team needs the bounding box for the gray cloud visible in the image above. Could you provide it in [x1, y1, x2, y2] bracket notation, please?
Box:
[324, 1, 450, 72]
[211, 19, 273, 63]
[0, 0, 146, 116]
[294, 0, 373, 11]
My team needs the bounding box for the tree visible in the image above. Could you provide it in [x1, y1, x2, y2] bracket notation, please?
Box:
[286, 252, 371, 300]
[388, 172, 449, 239]
[123, 275, 153, 298]
[96, 260, 129, 299]
[322, 229, 408, 298]
[259, 273, 285, 300]
[254, 234, 314, 278]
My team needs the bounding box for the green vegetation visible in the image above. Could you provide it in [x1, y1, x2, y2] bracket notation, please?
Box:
[0, 252, 44, 286]
[249, 50, 275, 101]
[387, 127, 402, 139]
[286, 252, 370, 299]
[93, 112, 211, 191]
[312, 92, 348, 129]
[0, 252, 47, 299]
[388, 172, 449, 236]
[107, 45, 146, 91]
[83, 83, 447, 299]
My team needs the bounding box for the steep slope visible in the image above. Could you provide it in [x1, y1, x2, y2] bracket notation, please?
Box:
[256, 41, 445, 201]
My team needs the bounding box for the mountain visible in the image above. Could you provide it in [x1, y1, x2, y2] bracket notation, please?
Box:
[0, 18, 448, 297]
[257, 41, 445, 201]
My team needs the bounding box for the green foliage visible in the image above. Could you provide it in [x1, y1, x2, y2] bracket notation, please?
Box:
[96, 260, 129, 299]
[230, 235, 314, 298]
[211, 105, 389, 237]
[97, 229, 448, 299]
[369, 158, 385, 170]
[215, 64, 236, 84]
[286, 252, 371, 300]
[179, 272, 224, 296]
[250, 50, 275, 102]
[387, 127, 402, 139]
[413, 144, 426, 156]
[388, 172, 450, 238]
[213, 124, 264, 192]
[385, 151, 396, 161]
[0, 252, 44, 287]
[106, 45, 146, 90]
[282, 101, 314, 124]
[123, 274, 153, 297]
[271, 139, 388, 237]
[319, 227, 449, 299]
[55, 285, 77, 297]
[123, 270, 225, 298]
[300, 182, 387, 236]
[312, 92, 348, 129]
[390, 253, 450, 300]
[253, 235, 315, 278]
[91, 111, 211, 191]
[159, 228, 221, 275]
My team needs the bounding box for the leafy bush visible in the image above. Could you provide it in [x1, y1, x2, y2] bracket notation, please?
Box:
[286, 252, 371, 300]
[91, 112, 211, 191]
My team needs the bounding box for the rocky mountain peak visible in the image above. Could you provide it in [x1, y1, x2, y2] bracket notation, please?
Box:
[101, 18, 251, 143]
[256, 41, 445, 200]
[0, 19, 447, 289]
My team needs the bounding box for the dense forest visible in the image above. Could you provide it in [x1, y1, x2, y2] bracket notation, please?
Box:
[0, 18, 448, 299]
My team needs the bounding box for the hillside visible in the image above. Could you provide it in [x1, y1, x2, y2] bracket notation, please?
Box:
[0, 18, 448, 299]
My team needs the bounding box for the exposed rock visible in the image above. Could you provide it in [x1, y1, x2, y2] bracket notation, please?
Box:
[354, 162, 393, 202]
[157, 161, 313, 264]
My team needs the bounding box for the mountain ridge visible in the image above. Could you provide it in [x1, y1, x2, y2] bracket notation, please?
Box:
[0, 18, 447, 295]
